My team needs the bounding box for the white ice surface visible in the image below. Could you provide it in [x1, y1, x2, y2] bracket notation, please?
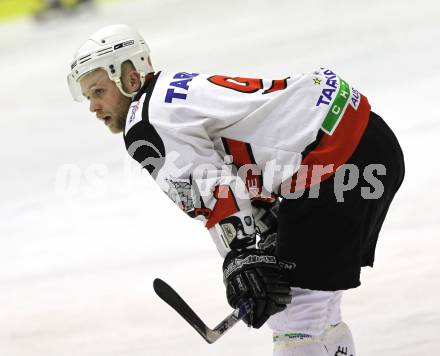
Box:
[0, 0, 439, 355]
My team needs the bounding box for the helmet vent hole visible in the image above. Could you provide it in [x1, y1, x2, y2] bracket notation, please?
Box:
[101, 40, 106, 44]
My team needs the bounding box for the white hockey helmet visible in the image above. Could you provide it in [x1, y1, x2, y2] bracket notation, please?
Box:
[67, 24, 153, 102]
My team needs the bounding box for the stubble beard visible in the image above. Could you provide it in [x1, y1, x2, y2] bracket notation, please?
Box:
[110, 95, 132, 134]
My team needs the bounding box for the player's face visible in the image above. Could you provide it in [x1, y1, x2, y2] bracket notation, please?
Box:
[79, 69, 131, 134]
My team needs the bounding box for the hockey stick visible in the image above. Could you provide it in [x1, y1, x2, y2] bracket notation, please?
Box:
[153, 278, 252, 344]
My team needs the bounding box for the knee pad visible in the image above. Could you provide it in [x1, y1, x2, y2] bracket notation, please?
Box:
[273, 322, 356, 356]
[273, 333, 327, 356]
[321, 322, 356, 356]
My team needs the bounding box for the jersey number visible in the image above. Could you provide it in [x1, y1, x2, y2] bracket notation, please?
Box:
[207, 75, 289, 94]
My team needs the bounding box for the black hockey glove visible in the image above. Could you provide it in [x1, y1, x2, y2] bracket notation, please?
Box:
[222, 249, 294, 328]
[252, 199, 280, 254]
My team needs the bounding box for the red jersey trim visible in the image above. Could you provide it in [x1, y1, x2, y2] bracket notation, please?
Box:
[205, 185, 240, 229]
[287, 95, 371, 193]
[222, 138, 265, 198]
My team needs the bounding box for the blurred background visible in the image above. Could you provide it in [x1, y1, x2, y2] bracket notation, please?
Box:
[0, 0, 439, 355]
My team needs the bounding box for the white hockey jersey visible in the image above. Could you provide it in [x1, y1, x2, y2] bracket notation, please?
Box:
[123, 68, 371, 256]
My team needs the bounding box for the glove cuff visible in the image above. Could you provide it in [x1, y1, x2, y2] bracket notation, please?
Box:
[223, 250, 278, 281]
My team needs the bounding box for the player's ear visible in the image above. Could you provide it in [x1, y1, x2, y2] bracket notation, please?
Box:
[129, 70, 141, 92]
[121, 61, 141, 93]
[123, 70, 141, 93]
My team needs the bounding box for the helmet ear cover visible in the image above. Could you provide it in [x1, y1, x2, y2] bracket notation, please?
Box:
[67, 24, 153, 101]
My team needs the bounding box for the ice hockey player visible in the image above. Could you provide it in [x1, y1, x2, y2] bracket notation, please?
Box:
[67, 24, 405, 355]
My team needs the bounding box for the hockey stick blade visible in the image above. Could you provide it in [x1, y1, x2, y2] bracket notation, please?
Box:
[153, 278, 251, 344]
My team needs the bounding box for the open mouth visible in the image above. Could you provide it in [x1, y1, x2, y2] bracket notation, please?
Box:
[103, 116, 111, 126]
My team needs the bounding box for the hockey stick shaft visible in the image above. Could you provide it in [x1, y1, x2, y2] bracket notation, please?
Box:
[153, 278, 251, 344]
